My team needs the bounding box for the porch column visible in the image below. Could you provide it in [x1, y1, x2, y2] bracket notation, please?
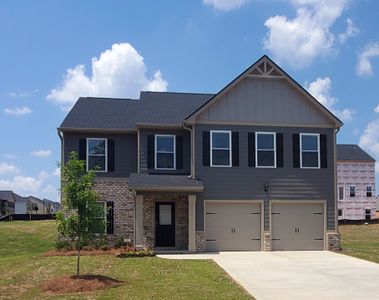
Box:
[135, 195, 144, 249]
[188, 195, 196, 252]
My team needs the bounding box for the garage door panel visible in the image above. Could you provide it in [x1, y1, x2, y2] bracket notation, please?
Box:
[205, 202, 261, 251]
[272, 203, 324, 251]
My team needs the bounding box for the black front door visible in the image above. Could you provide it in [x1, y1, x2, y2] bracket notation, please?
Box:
[155, 202, 175, 247]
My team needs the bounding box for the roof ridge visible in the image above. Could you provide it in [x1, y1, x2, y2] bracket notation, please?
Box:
[141, 91, 215, 96]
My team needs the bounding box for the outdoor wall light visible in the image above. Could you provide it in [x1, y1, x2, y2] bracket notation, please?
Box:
[264, 184, 269, 193]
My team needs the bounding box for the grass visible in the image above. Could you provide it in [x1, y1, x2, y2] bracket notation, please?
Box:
[0, 220, 252, 300]
[339, 223, 379, 264]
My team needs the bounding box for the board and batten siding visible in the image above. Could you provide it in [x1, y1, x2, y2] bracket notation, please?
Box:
[63, 132, 137, 177]
[194, 124, 336, 231]
[197, 77, 334, 127]
[139, 129, 191, 175]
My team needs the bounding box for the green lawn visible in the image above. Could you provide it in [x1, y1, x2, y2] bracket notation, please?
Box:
[339, 223, 379, 264]
[0, 221, 252, 300]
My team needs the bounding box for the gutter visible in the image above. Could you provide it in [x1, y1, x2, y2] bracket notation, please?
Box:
[183, 123, 194, 179]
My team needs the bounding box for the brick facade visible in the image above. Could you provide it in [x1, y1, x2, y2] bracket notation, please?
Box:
[195, 231, 206, 252]
[327, 231, 341, 251]
[142, 193, 188, 250]
[95, 178, 135, 244]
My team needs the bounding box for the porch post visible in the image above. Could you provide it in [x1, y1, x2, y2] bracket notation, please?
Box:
[188, 195, 196, 252]
[135, 195, 144, 249]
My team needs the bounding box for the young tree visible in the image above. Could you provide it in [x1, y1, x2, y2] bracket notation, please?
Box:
[58, 151, 102, 276]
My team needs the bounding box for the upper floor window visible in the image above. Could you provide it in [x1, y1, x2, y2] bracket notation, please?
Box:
[87, 138, 107, 172]
[210, 130, 231, 167]
[349, 186, 356, 197]
[366, 186, 372, 197]
[155, 135, 176, 170]
[338, 186, 344, 200]
[255, 132, 276, 168]
[300, 133, 320, 169]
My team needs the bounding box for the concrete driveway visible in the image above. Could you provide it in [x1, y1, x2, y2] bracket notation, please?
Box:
[158, 251, 379, 300]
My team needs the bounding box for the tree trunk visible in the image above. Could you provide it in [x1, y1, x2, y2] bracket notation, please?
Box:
[76, 235, 80, 276]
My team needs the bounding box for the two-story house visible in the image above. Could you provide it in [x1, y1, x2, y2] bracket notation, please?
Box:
[337, 144, 376, 221]
[59, 56, 342, 252]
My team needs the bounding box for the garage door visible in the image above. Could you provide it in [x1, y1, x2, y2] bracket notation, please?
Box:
[205, 202, 261, 251]
[271, 203, 324, 251]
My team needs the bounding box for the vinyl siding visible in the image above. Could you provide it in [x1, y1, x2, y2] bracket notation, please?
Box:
[63, 132, 137, 177]
[194, 124, 336, 231]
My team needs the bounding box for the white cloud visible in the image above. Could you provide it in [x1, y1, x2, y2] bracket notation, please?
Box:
[4, 154, 18, 160]
[4, 106, 32, 116]
[356, 42, 379, 77]
[263, 0, 348, 68]
[53, 167, 60, 177]
[203, 0, 249, 11]
[306, 77, 355, 122]
[338, 18, 359, 43]
[9, 89, 39, 98]
[0, 162, 20, 175]
[359, 119, 379, 173]
[46, 43, 168, 109]
[31, 150, 52, 158]
[374, 105, 379, 113]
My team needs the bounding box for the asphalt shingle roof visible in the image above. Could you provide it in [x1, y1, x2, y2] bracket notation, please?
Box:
[59, 91, 214, 130]
[337, 144, 375, 162]
[128, 173, 204, 192]
[0, 191, 15, 202]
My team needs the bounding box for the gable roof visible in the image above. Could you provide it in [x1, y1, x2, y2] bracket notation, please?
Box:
[185, 55, 343, 128]
[337, 144, 376, 162]
[59, 92, 213, 131]
[0, 191, 15, 203]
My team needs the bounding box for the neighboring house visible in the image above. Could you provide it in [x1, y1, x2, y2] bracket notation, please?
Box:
[43, 199, 61, 214]
[59, 55, 342, 252]
[337, 145, 376, 221]
[0, 191, 15, 216]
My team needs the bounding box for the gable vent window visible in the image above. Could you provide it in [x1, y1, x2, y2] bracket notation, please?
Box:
[366, 186, 372, 197]
[256, 132, 276, 168]
[300, 133, 320, 169]
[155, 135, 176, 170]
[210, 131, 231, 167]
[87, 138, 107, 172]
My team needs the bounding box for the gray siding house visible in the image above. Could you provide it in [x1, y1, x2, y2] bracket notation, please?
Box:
[59, 56, 342, 252]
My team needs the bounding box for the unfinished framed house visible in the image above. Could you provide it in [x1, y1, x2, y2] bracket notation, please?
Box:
[337, 145, 376, 221]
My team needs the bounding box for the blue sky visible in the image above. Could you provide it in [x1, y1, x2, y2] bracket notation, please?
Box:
[1, 0, 379, 201]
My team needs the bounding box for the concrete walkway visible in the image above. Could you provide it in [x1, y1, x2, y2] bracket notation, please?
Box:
[158, 251, 379, 300]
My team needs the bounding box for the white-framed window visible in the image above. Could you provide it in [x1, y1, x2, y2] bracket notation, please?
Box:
[338, 209, 343, 217]
[300, 133, 320, 169]
[338, 186, 344, 201]
[255, 132, 276, 168]
[155, 134, 176, 170]
[91, 201, 107, 233]
[349, 185, 356, 197]
[366, 186, 373, 197]
[87, 138, 107, 172]
[210, 130, 232, 167]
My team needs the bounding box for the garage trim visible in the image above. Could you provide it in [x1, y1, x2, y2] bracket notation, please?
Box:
[269, 200, 327, 250]
[204, 200, 264, 251]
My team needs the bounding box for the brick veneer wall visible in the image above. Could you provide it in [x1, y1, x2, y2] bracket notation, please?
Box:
[142, 193, 188, 250]
[94, 178, 135, 245]
[195, 231, 206, 252]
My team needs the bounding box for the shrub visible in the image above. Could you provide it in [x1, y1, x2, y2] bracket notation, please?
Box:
[116, 249, 155, 258]
[114, 236, 125, 248]
[55, 238, 72, 250]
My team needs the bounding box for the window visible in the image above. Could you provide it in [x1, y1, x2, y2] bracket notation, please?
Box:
[338, 187, 344, 200]
[338, 209, 342, 217]
[300, 133, 320, 168]
[366, 186, 372, 197]
[155, 135, 176, 170]
[87, 138, 107, 172]
[349, 186, 356, 197]
[210, 131, 231, 167]
[256, 132, 276, 168]
[90, 201, 106, 233]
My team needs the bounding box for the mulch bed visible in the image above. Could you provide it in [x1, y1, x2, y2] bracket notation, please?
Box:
[43, 248, 123, 257]
[42, 275, 123, 294]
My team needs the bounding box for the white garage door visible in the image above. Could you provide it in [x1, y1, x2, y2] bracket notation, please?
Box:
[205, 202, 261, 251]
[271, 203, 324, 251]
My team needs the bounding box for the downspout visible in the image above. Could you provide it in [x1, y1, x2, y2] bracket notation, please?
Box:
[57, 128, 64, 204]
[334, 127, 340, 235]
[183, 123, 194, 179]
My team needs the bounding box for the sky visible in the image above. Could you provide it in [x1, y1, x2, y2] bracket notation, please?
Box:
[1, 0, 379, 202]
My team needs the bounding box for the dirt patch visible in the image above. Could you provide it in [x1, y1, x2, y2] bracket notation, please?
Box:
[42, 275, 123, 295]
[43, 248, 122, 257]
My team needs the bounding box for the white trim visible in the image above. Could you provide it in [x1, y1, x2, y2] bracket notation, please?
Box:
[86, 138, 108, 172]
[154, 134, 176, 170]
[349, 185, 356, 198]
[210, 130, 232, 167]
[255, 132, 276, 168]
[300, 133, 320, 169]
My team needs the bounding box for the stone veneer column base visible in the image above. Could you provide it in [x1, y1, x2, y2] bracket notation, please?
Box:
[195, 231, 206, 252]
[327, 231, 341, 251]
[263, 231, 271, 251]
[94, 178, 135, 246]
